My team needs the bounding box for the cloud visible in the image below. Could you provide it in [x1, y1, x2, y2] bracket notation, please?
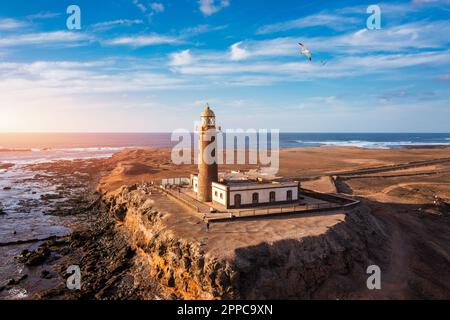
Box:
[150, 3, 165, 13]
[0, 18, 27, 31]
[170, 50, 193, 66]
[0, 31, 93, 47]
[133, 0, 165, 20]
[133, 0, 147, 13]
[198, 0, 230, 16]
[0, 59, 188, 107]
[236, 20, 450, 60]
[257, 13, 358, 34]
[180, 24, 228, 36]
[412, 0, 450, 4]
[91, 19, 143, 31]
[105, 34, 180, 47]
[229, 42, 249, 61]
[26, 12, 61, 20]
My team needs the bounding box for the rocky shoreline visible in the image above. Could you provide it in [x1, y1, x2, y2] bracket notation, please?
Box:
[0, 157, 114, 299]
[26, 201, 164, 300]
[0, 157, 167, 300]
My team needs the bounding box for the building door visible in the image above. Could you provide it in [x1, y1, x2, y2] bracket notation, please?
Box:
[234, 194, 241, 208]
[252, 193, 259, 205]
[287, 190, 293, 201]
[270, 191, 276, 203]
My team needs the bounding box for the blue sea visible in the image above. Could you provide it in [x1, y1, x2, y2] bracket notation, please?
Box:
[1, 132, 450, 164]
[278, 133, 450, 149]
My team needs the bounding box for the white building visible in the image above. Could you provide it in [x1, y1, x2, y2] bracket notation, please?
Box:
[192, 174, 300, 209]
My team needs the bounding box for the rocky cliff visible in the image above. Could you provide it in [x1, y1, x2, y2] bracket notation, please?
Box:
[105, 186, 389, 300]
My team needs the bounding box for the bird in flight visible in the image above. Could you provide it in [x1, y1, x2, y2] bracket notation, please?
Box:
[298, 43, 312, 61]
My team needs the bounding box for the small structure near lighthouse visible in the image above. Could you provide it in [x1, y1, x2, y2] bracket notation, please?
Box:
[192, 104, 301, 210]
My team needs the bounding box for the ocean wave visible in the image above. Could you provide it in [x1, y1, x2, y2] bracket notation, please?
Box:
[294, 140, 450, 149]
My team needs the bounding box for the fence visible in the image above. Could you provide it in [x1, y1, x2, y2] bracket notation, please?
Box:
[233, 202, 340, 218]
[210, 190, 360, 223]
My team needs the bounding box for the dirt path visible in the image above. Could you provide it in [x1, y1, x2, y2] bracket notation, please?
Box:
[370, 205, 411, 299]
[381, 182, 450, 195]
[364, 201, 450, 299]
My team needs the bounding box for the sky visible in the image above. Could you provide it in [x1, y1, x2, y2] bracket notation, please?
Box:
[0, 0, 449, 132]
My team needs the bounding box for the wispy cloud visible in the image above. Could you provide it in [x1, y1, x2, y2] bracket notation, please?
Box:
[133, 0, 147, 13]
[132, 0, 165, 21]
[0, 18, 28, 31]
[257, 13, 358, 34]
[0, 31, 93, 47]
[91, 19, 143, 31]
[150, 2, 165, 13]
[180, 24, 228, 36]
[229, 42, 249, 61]
[26, 12, 61, 21]
[104, 34, 180, 47]
[198, 0, 230, 16]
[169, 49, 193, 66]
[104, 24, 226, 47]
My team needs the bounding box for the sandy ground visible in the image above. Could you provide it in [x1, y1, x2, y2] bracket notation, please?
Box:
[99, 146, 450, 190]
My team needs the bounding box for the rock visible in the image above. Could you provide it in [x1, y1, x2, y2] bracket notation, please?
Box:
[3, 186, 12, 191]
[7, 274, 28, 286]
[41, 270, 52, 279]
[40, 194, 63, 201]
[18, 246, 51, 266]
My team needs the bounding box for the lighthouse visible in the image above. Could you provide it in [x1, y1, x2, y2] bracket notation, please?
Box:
[197, 104, 219, 202]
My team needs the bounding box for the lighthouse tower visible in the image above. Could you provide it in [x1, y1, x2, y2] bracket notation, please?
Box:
[197, 104, 219, 202]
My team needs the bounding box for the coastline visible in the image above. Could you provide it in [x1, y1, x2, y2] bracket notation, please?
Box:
[0, 145, 449, 299]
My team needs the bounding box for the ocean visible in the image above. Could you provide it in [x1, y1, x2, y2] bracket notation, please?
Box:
[1, 133, 450, 165]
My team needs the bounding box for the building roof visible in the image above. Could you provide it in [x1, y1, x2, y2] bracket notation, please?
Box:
[201, 104, 215, 117]
[216, 170, 298, 187]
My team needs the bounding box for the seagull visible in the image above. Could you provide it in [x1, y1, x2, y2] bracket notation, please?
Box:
[298, 43, 312, 61]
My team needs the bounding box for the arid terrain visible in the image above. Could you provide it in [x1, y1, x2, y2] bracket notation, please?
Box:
[97, 146, 450, 299]
[1, 146, 449, 299]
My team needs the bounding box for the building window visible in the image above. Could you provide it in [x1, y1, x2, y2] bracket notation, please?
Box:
[270, 191, 276, 203]
[215, 191, 218, 197]
[287, 190, 293, 201]
[252, 193, 259, 205]
[220, 193, 223, 199]
[234, 194, 242, 208]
